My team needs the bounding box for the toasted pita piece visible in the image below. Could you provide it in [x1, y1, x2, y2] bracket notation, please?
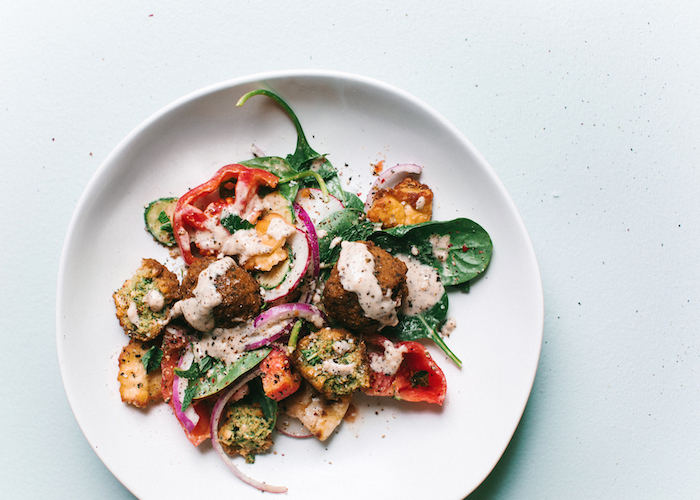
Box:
[117, 339, 163, 408]
[280, 381, 350, 441]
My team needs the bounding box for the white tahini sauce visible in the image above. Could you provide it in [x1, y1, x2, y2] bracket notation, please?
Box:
[396, 255, 445, 316]
[172, 257, 234, 332]
[415, 195, 426, 211]
[191, 322, 254, 364]
[193, 216, 295, 266]
[429, 234, 451, 262]
[144, 289, 165, 312]
[441, 317, 457, 337]
[127, 301, 139, 326]
[321, 359, 357, 376]
[369, 339, 408, 376]
[337, 241, 400, 328]
[265, 216, 296, 240]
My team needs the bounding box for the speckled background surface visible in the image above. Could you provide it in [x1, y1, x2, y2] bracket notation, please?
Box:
[1, 1, 698, 498]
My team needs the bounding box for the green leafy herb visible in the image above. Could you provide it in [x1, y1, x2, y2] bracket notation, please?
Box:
[410, 370, 430, 388]
[369, 218, 492, 286]
[141, 346, 163, 374]
[157, 210, 170, 224]
[221, 213, 255, 233]
[244, 377, 278, 426]
[301, 348, 322, 366]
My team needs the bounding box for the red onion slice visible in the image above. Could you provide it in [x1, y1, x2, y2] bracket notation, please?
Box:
[172, 350, 200, 433]
[364, 163, 423, 212]
[254, 302, 328, 331]
[293, 203, 320, 279]
[210, 369, 287, 494]
[243, 319, 294, 351]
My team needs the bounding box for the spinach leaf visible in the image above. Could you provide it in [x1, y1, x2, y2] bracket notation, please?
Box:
[315, 208, 378, 265]
[237, 89, 349, 204]
[369, 218, 492, 286]
[384, 292, 462, 367]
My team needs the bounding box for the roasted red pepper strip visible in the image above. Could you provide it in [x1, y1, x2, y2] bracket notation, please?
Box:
[172, 164, 279, 264]
[364, 334, 447, 405]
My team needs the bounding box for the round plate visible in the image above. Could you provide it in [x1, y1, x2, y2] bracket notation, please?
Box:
[57, 70, 543, 499]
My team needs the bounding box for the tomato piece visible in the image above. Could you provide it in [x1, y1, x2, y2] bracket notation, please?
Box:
[364, 334, 447, 405]
[172, 164, 278, 264]
[260, 346, 301, 401]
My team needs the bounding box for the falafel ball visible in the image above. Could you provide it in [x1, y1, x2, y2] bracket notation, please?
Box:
[180, 256, 262, 330]
[322, 241, 408, 333]
[113, 258, 180, 341]
[291, 327, 370, 400]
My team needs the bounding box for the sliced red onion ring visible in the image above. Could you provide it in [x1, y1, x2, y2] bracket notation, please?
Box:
[254, 302, 328, 331]
[243, 319, 294, 351]
[275, 415, 314, 439]
[364, 163, 423, 212]
[210, 369, 287, 494]
[172, 349, 200, 433]
[293, 202, 320, 279]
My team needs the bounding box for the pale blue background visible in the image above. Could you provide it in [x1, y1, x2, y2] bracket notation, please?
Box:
[1, 1, 698, 499]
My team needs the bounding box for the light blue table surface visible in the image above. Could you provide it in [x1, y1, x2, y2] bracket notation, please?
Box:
[2, 1, 698, 498]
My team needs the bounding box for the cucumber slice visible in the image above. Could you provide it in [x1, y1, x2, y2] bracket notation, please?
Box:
[144, 197, 178, 247]
[256, 244, 293, 289]
[262, 191, 294, 223]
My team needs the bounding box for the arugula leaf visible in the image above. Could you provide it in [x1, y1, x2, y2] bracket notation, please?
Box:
[369, 218, 492, 286]
[221, 213, 255, 233]
[141, 346, 163, 374]
[384, 292, 462, 367]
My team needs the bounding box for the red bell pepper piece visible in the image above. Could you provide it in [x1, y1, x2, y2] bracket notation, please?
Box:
[172, 164, 279, 264]
[364, 334, 447, 405]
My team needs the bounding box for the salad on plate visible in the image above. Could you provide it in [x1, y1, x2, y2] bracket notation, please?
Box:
[112, 89, 493, 493]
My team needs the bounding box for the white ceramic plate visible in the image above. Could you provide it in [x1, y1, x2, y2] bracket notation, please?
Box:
[57, 70, 543, 499]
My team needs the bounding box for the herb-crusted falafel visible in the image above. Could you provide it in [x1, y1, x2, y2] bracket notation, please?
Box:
[291, 327, 370, 400]
[113, 258, 180, 341]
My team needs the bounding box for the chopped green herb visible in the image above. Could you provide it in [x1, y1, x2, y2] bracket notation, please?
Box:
[141, 346, 163, 374]
[221, 213, 255, 233]
[410, 370, 430, 388]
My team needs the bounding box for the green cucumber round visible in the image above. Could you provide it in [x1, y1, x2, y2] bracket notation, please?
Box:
[144, 197, 178, 247]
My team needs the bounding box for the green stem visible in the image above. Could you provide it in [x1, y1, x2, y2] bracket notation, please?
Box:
[419, 315, 462, 368]
[287, 320, 303, 352]
[279, 170, 330, 202]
